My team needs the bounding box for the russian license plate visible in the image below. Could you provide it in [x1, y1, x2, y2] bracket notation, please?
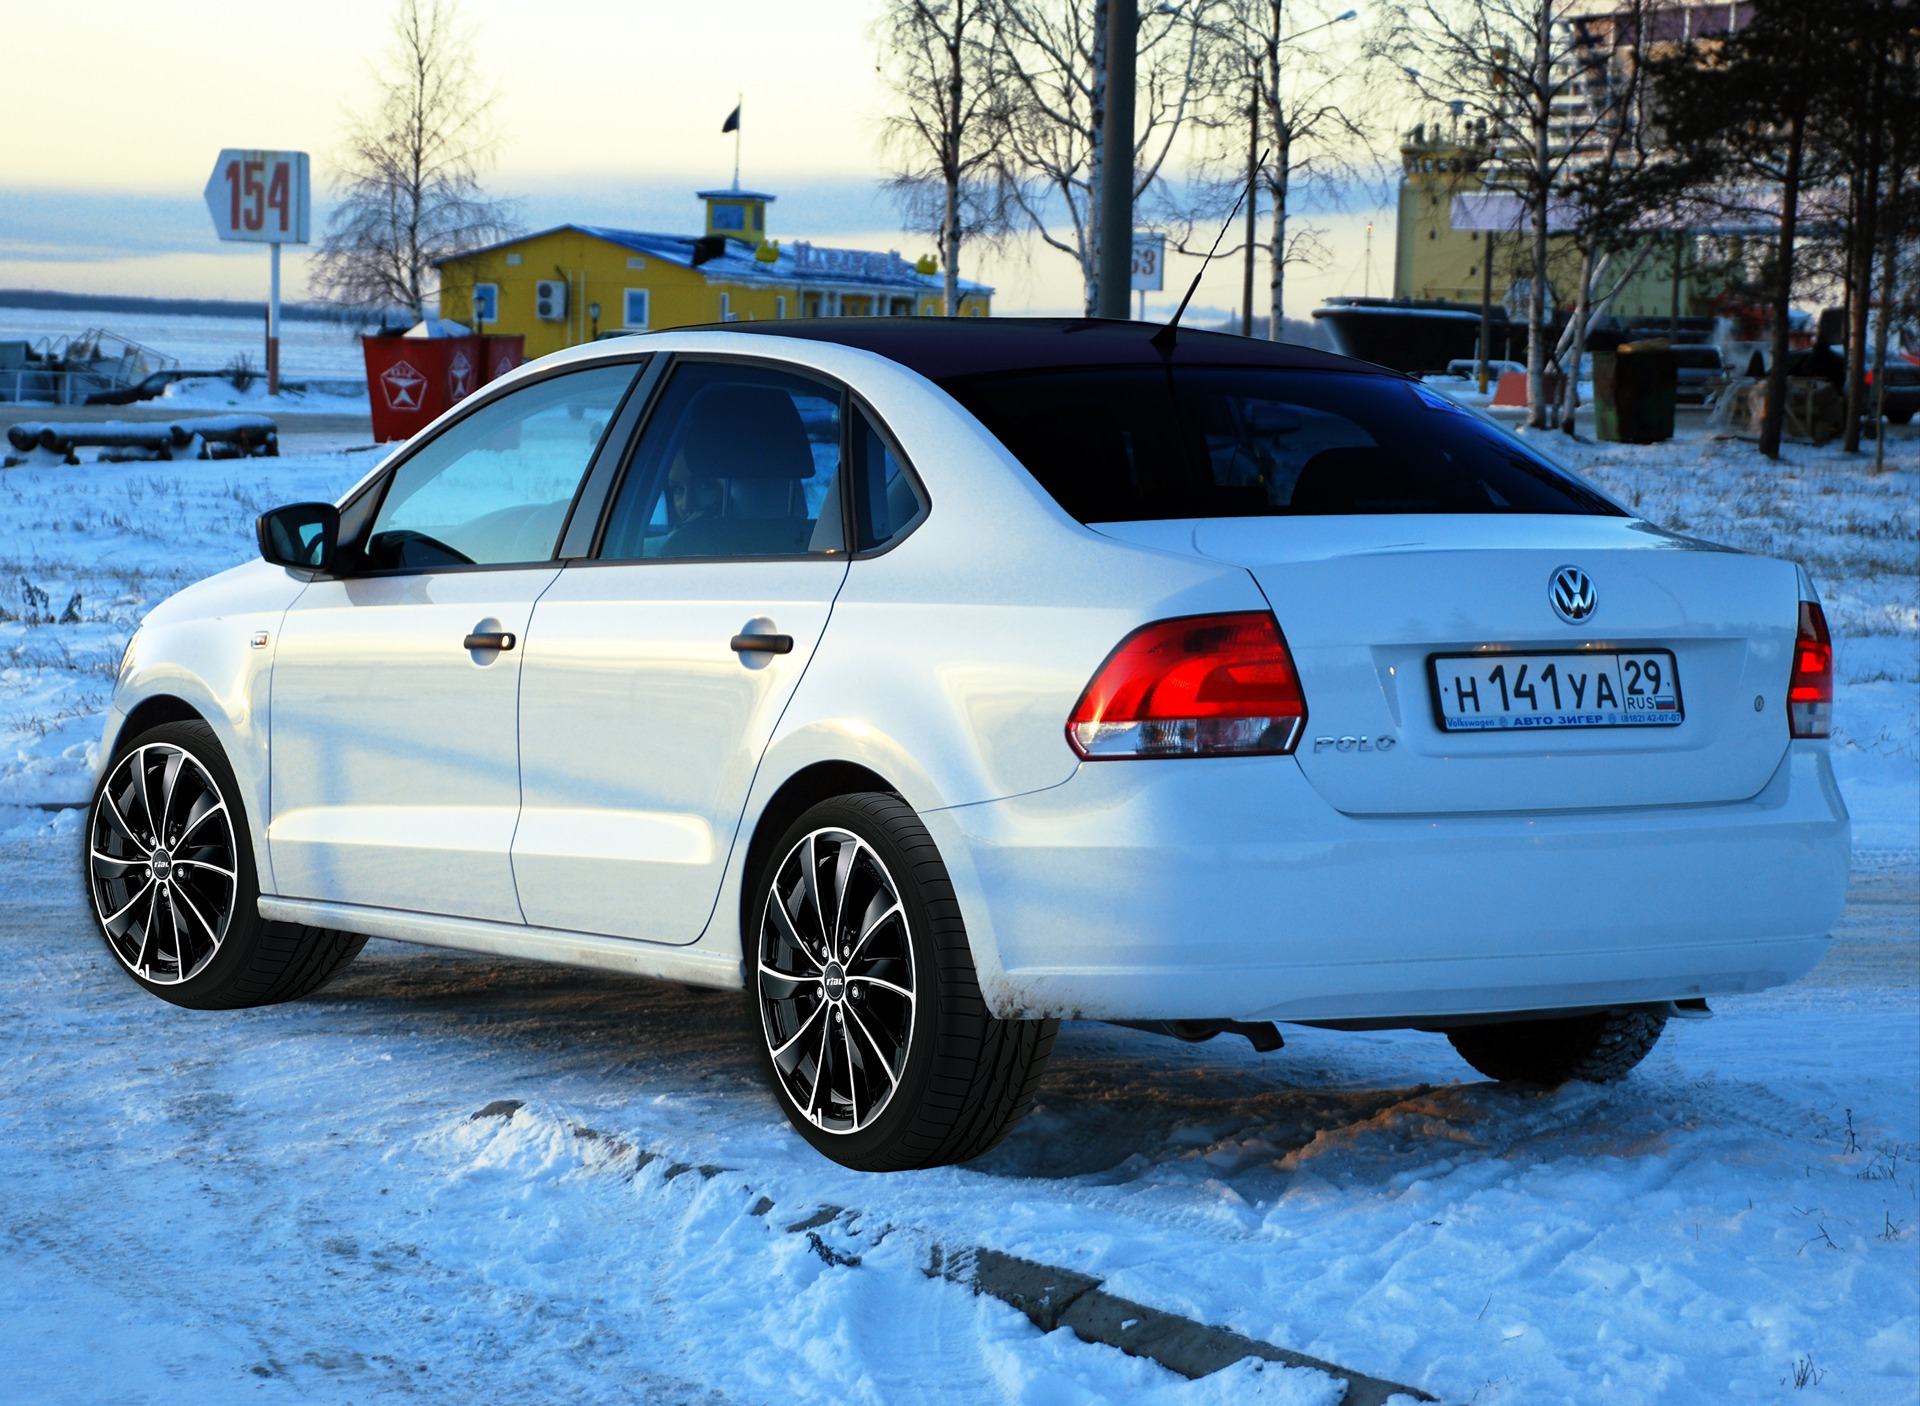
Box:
[1429, 650, 1683, 731]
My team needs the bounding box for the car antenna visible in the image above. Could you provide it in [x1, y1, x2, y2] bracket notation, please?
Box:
[1150, 149, 1269, 354]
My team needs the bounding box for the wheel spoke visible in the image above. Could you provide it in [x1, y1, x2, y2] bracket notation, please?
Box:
[99, 784, 146, 854]
[141, 885, 163, 970]
[172, 858, 235, 882]
[758, 962, 821, 997]
[155, 748, 184, 841]
[798, 832, 830, 952]
[768, 887, 822, 972]
[768, 999, 827, 1060]
[176, 797, 227, 847]
[844, 1002, 900, 1093]
[848, 974, 913, 1003]
[805, 1013, 832, 1125]
[844, 898, 902, 969]
[828, 835, 857, 955]
[840, 1014, 860, 1128]
[130, 748, 157, 838]
[171, 879, 222, 956]
[102, 878, 154, 932]
[89, 847, 144, 875]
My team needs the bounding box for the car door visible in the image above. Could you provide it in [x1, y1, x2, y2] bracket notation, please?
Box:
[268, 361, 642, 921]
[512, 358, 852, 942]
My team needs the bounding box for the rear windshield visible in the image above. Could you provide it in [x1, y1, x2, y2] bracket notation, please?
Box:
[941, 366, 1622, 522]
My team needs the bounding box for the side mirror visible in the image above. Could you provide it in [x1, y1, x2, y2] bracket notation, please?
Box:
[256, 501, 339, 574]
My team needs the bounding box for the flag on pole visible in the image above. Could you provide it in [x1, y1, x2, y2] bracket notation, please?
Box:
[721, 104, 741, 134]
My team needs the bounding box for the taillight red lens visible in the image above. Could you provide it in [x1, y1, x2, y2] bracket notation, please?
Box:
[1067, 612, 1307, 759]
[1788, 600, 1832, 739]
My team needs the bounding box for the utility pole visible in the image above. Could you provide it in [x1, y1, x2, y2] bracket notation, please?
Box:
[1096, 0, 1136, 319]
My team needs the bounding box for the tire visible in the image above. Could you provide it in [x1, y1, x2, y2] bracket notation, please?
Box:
[1447, 1009, 1668, 1086]
[747, 792, 1056, 1172]
[85, 719, 366, 1010]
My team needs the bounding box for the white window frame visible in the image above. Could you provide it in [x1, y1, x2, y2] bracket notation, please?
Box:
[471, 282, 498, 325]
[623, 288, 650, 329]
[776, 295, 787, 320]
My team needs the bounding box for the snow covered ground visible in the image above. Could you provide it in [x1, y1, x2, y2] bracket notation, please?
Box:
[0, 418, 1914, 1403]
[0, 303, 372, 379]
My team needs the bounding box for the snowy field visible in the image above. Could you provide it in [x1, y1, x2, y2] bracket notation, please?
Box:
[0, 418, 1915, 1403]
[0, 303, 372, 379]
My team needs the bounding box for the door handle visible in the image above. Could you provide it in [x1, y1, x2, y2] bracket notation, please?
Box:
[464, 631, 517, 651]
[730, 633, 794, 655]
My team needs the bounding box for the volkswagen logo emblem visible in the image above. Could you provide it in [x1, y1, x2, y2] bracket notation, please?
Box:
[1549, 565, 1597, 624]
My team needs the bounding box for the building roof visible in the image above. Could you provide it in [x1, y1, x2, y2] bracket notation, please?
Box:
[438, 223, 990, 296]
[695, 189, 778, 202]
[693, 316, 1373, 382]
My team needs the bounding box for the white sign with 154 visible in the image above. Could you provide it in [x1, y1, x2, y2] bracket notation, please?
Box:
[203, 150, 311, 244]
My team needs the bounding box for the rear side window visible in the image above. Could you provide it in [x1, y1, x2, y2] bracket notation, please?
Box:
[942, 367, 1621, 522]
[853, 411, 926, 550]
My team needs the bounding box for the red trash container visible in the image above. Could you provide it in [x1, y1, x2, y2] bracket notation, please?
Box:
[362, 332, 483, 442]
[480, 334, 525, 386]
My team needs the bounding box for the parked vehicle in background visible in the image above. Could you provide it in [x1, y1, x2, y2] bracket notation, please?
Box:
[1442, 358, 1527, 382]
[86, 319, 1851, 1173]
[1866, 360, 1919, 425]
[1671, 345, 1727, 405]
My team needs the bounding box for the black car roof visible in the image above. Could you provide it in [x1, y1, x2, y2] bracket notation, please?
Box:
[687, 316, 1387, 382]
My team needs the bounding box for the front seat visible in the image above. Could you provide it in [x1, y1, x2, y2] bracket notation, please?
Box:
[661, 384, 816, 557]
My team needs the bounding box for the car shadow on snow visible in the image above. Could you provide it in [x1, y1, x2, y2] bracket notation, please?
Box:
[308, 943, 1673, 1193]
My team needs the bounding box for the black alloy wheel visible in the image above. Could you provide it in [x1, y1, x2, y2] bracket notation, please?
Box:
[86, 719, 367, 1010]
[750, 793, 1056, 1172]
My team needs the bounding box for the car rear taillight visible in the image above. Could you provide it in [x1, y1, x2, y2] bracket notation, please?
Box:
[1067, 612, 1307, 759]
[1788, 600, 1833, 739]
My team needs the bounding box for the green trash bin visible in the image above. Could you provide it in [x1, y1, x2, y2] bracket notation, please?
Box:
[1592, 339, 1677, 443]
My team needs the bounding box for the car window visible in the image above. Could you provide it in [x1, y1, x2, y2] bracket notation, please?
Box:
[364, 364, 637, 570]
[597, 362, 846, 561]
[854, 411, 924, 550]
[940, 366, 1622, 521]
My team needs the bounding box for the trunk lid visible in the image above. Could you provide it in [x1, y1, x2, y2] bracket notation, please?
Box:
[1092, 515, 1799, 815]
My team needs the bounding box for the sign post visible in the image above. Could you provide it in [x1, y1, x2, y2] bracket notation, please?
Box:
[203, 149, 311, 394]
[1130, 233, 1165, 322]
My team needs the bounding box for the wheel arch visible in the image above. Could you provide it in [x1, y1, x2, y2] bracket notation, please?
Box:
[110, 694, 209, 761]
[736, 760, 899, 952]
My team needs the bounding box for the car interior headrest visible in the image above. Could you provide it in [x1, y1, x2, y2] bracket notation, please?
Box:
[678, 384, 816, 481]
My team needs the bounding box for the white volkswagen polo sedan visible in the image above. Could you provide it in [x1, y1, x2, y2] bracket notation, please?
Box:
[88, 319, 1849, 1171]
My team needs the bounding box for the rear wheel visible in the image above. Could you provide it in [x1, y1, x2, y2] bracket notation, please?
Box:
[1447, 1009, 1668, 1085]
[86, 720, 365, 1010]
[749, 793, 1055, 1172]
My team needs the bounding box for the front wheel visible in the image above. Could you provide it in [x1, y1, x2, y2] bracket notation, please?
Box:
[749, 793, 1055, 1172]
[1447, 1008, 1668, 1086]
[86, 719, 366, 1010]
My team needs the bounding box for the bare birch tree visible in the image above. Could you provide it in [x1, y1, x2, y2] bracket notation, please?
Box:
[986, 0, 1220, 313]
[1377, 1, 1620, 428]
[1197, 2, 1372, 338]
[310, 0, 519, 320]
[877, 0, 1010, 314]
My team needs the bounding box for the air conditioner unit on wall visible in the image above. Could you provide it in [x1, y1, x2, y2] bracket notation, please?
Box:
[535, 280, 568, 321]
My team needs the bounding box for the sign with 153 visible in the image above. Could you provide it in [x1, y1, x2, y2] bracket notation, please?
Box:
[203, 150, 311, 244]
[1130, 233, 1165, 292]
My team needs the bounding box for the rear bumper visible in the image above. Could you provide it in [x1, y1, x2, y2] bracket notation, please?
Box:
[927, 743, 1850, 1023]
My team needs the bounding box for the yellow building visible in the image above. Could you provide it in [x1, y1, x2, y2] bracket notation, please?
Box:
[437, 188, 992, 360]
[1394, 131, 1695, 322]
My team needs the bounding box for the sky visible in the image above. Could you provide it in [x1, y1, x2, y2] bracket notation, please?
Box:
[0, 0, 1393, 322]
